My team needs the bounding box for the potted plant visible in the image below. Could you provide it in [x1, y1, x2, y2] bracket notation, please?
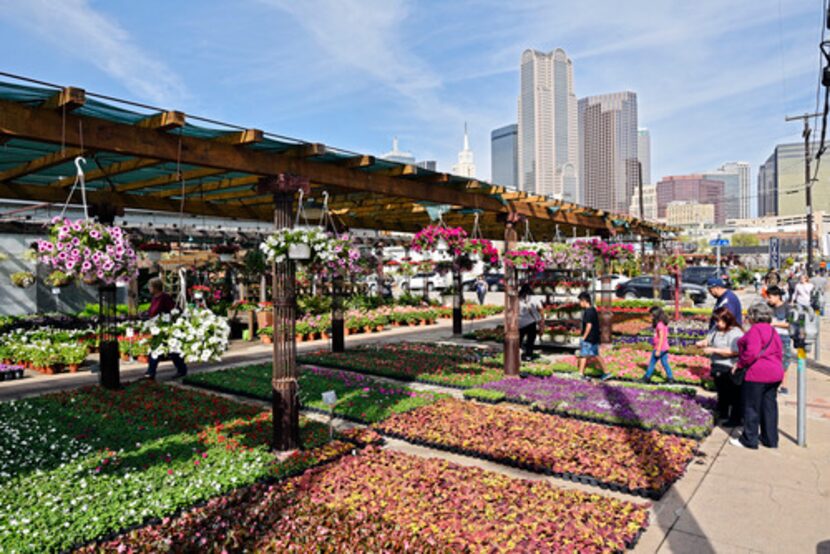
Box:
[552, 326, 566, 344]
[10, 271, 35, 288]
[260, 227, 337, 264]
[257, 325, 274, 344]
[212, 244, 240, 262]
[569, 280, 583, 296]
[59, 343, 88, 372]
[256, 301, 273, 329]
[137, 241, 171, 262]
[555, 281, 568, 296]
[504, 250, 546, 273]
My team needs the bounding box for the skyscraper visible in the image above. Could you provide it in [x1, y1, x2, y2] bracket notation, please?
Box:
[517, 48, 579, 201]
[491, 123, 518, 188]
[655, 175, 725, 224]
[451, 123, 476, 178]
[382, 137, 416, 164]
[704, 162, 751, 221]
[578, 91, 639, 214]
[757, 143, 830, 217]
[637, 129, 651, 185]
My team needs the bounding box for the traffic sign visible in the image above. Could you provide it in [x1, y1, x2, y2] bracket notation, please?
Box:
[769, 237, 780, 269]
[709, 239, 729, 247]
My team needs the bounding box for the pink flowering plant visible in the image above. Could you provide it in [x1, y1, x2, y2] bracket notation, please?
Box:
[411, 225, 468, 255]
[504, 249, 547, 272]
[318, 234, 361, 278]
[37, 217, 138, 285]
[464, 238, 500, 267]
[573, 238, 635, 272]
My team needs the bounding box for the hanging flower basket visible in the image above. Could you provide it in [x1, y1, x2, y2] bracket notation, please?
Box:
[503, 250, 546, 273]
[464, 238, 500, 268]
[573, 238, 635, 273]
[411, 225, 468, 256]
[10, 271, 35, 289]
[138, 242, 170, 262]
[37, 217, 138, 285]
[140, 308, 230, 363]
[260, 226, 339, 265]
[43, 270, 73, 288]
[212, 244, 240, 262]
[662, 252, 687, 275]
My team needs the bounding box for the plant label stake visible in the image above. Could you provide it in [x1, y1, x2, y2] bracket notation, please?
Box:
[322, 390, 337, 438]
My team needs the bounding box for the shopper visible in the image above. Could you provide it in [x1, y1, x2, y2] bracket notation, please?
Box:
[475, 276, 488, 305]
[145, 278, 188, 380]
[730, 302, 784, 450]
[706, 277, 743, 330]
[766, 286, 792, 395]
[792, 273, 814, 309]
[577, 291, 611, 381]
[518, 284, 543, 361]
[642, 306, 674, 384]
[811, 269, 827, 315]
[697, 307, 744, 425]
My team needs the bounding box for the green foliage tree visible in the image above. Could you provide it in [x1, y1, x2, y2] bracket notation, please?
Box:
[731, 233, 760, 247]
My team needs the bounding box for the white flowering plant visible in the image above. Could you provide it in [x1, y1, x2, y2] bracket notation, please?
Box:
[140, 308, 230, 363]
[259, 226, 336, 264]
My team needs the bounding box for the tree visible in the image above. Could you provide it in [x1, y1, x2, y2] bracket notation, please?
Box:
[731, 233, 760, 247]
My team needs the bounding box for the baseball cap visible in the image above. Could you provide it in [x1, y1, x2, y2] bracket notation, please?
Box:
[706, 277, 726, 288]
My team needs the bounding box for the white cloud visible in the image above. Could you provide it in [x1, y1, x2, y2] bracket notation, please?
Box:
[0, 0, 186, 105]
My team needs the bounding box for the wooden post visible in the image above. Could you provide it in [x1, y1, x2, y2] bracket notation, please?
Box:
[259, 175, 308, 452]
[600, 270, 613, 344]
[332, 277, 345, 352]
[652, 240, 662, 301]
[503, 219, 520, 376]
[452, 260, 463, 336]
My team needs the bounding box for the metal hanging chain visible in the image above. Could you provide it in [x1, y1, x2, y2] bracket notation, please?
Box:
[522, 219, 534, 243]
[294, 188, 310, 228]
[59, 122, 89, 221]
[176, 267, 188, 311]
[471, 212, 483, 240]
[318, 191, 339, 234]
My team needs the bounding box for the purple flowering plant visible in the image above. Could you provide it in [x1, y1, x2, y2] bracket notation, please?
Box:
[37, 217, 138, 285]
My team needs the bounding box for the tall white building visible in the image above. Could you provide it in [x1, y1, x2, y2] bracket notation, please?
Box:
[637, 129, 651, 186]
[578, 91, 639, 214]
[382, 137, 416, 164]
[721, 162, 751, 219]
[628, 184, 657, 220]
[517, 48, 579, 201]
[451, 123, 476, 178]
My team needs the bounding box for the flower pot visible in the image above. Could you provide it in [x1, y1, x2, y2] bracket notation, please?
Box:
[82, 276, 100, 286]
[321, 332, 330, 340]
[261, 335, 273, 344]
[256, 311, 274, 329]
[145, 251, 162, 262]
[555, 286, 567, 295]
[294, 334, 303, 342]
[219, 253, 234, 262]
[364, 326, 373, 333]
[568, 336, 581, 346]
[137, 355, 149, 364]
[121, 354, 130, 362]
[375, 325, 384, 332]
[553, 334, 565, 343]
[288, 243, 311, 260]
[569, 286, 582, 296]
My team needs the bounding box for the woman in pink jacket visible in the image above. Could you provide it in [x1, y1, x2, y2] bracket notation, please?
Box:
[731, 302, 784, 449]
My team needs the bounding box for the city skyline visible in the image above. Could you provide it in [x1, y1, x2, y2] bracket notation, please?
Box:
[0, 1, 820, 206]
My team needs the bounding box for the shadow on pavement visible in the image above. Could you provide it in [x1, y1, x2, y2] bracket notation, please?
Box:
[600, 379, 718, 553]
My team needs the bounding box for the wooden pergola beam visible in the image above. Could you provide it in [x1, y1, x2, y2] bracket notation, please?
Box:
[372, 164, 418, 177]
[339, 155, 374, 168]
[284, 142, 326, 158]
[215, 129, 263, 145]
[0, 98, 664, 238]
[137, 111, 185, 131]
[114, 167, 226, 194]
[151, 175, 259, 198]
[41, 87, 86, 111]
[0, 146, 85, 183]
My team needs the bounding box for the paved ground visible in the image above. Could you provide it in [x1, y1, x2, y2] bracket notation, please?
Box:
[3, 302, 829, 553]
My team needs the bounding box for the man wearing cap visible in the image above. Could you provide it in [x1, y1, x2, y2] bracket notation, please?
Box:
[707, 277, 743, 330]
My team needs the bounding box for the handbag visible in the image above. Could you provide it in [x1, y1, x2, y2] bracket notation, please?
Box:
[731, 330, 774, 385]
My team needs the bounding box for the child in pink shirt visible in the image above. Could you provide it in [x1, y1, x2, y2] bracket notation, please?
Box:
[643, 306, 674, 383]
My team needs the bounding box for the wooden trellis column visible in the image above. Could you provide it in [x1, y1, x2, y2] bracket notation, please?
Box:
[331, 277, 345, 353]
[452, 260, 463, 336]
[259, 174, 308, 452]
[503, 217, 520, 376]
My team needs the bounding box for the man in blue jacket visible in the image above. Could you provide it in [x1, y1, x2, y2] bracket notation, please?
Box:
[707, 277, 743, 330]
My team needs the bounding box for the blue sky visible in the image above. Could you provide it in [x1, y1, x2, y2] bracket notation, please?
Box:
[0, 0, 823, 208]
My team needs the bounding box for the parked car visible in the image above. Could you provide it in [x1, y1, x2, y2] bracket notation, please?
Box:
[462, 273, 505, 292]
[615, 275, 707, 305]
[593, 274, 629, 293]
[682, 266, 731, 288]
[400, 272, 449, 291]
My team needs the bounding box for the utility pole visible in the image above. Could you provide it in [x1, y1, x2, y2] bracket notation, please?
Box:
[785, 113, 821, 277]
[638, 161, 646, 268]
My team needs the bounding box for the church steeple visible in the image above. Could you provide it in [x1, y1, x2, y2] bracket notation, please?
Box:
[452, 122, 476, 178]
